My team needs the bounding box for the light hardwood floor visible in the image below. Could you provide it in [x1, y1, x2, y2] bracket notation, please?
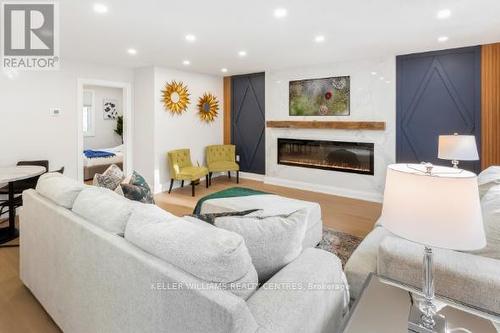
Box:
[0, 176, 381, 333]
[156, 176, 381, 238]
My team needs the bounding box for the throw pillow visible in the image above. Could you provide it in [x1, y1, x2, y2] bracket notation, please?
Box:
[93, 164, 124, 191]
[120, 171, 154, 204]
[214, 209, 308, 282]
[478, 166, 500, 198]
[471, 184, 500, 259]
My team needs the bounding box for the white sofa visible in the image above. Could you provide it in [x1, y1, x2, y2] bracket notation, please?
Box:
[20, 174, 348, 333]
[345, 167, 500, 315]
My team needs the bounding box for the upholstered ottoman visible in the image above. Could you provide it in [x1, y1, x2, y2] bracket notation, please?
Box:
[198, 194, 323, 248]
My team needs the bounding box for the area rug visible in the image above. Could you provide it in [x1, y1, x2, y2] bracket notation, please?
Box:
[316, 228, 363, 268]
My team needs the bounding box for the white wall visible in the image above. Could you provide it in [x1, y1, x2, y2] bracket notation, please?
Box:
[133, 66, 224, 193]
[154, 67, 223, 192]
[83, 85, 123, 150]
[132, 67, 156, 186]
[265, 57, 396, 202]
[0, 61, 133, 179]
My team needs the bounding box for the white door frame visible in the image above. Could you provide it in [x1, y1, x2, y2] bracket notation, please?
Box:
[77, 79, 133, 182]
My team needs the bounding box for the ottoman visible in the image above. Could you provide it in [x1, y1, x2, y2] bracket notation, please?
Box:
[199, 194, 323, 248]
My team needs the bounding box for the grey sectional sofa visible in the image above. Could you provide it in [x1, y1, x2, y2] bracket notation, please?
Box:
[20, 173, 348, 333]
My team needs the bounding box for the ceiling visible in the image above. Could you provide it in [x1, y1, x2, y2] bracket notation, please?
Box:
[61, 0, 500, 75]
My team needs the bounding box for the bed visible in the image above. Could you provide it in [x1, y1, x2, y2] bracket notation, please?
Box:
[83, 145, 123, 180]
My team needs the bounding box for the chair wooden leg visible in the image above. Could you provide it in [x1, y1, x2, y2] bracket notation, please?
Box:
[191, 182, 195, 197]
[236, 171, 239, 184]
[205, 175, 209, 188]
[181, 180, 184, 188]
[168, 179, 174, 194]
[209, 172, 212, 186]
[228, 171, 231, 179]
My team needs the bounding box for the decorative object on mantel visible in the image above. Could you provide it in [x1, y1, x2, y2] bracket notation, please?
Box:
[161, 81, 190, 114]
[289, 76, 350, 116]
[266, 120, 385, 130]
[197, 92, 219, 122]
[103, 98, 118, 120]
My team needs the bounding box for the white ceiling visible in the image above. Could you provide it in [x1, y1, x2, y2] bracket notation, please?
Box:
[61, 0, 500, 75]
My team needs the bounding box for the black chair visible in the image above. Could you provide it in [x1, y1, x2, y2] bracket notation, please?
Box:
[0, 160, 49, 218]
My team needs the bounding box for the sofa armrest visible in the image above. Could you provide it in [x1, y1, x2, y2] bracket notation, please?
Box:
[378, 237, 500, 315]
[246, 248, 348, 333]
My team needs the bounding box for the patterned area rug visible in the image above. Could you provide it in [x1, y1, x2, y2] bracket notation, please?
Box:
[316, 228, 363, 268]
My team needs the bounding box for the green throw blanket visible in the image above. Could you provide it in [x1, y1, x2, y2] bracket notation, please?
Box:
[193, 187, 269, 215]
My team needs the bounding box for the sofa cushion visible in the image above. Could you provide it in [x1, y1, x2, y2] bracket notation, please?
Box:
[93, 164, 124, 190]
[472, 184, 500, 259]
[72, 187, 135, 235]
[214, 209, 308, 282]
[478, 166, 500, 198]
[344, 226, 393, 300]
[35, 173, 85, 209]
[124, 204, 257, 299]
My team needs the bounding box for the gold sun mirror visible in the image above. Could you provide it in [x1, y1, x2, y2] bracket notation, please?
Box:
[197, 93, 219, 122]
[161, 81, 190, 114]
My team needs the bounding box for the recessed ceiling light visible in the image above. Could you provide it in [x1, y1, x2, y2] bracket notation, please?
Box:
[437, 36, 449, 42]
[371, 71, 377, 76]
[93, 3, 108, 14]
[185, 34, 196, 42]
[127, 48, 137, 55]
[380, 76, 385, 80]
[182, 60, 190, 65]
[238, 50, 247, 57]
[314, 35, 325, 43]
[385, 80, 391, 84]
[274, 8, 287, 18]
[221, 68, 228, 73]
[437, 9, 451, 19]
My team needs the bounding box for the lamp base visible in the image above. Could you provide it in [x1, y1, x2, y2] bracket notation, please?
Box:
[408, 303, 447, 333]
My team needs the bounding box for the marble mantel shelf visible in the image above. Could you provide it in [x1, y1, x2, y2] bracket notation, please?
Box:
[266, 120, 386, 131]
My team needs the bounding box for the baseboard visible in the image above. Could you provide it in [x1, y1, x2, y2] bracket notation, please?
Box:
[156, 173, 221, 194]
[238, 172, 265, 181]
[264, 176, 383, 203]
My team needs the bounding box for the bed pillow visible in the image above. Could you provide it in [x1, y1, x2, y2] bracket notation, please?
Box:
[214, 209, 308, 282]
[93, 164, 124, 190]
[478, 166, 500, 198]
[120, 171, 154, 204]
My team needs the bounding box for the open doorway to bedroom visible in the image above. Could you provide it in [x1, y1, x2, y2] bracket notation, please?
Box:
[77, 79, 132, 183]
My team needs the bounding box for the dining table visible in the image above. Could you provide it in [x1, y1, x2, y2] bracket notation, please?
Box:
[0, 165, 46, 244]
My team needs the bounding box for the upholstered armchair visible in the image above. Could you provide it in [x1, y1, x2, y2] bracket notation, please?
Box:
[167, 149, 209, 197]
[206, 145, 239, 185]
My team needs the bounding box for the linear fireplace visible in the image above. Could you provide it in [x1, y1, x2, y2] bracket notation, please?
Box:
[278, 138, 374, 175]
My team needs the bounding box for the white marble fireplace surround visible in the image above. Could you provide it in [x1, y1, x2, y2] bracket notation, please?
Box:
[264, 57, 396, 202]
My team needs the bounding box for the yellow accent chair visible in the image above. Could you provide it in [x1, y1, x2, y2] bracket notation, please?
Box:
[206, 145, 240, 185]
[167, 149, 209, 197]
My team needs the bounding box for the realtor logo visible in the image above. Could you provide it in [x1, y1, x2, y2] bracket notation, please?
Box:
[1, 2, 59, 70]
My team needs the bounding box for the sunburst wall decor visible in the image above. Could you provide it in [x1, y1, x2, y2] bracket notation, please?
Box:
[161, 81, 190, 114]
[197, 93, 219, 122]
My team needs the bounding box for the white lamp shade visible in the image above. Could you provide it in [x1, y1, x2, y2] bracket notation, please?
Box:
[379, 164, 485, 251]
[438, 134, 479, 161]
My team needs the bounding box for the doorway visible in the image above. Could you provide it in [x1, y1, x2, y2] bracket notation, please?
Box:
[77, 79, 132, 182]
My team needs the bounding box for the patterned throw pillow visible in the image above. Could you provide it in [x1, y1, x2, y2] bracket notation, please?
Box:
[189, 209, 261, 225]
[120, 171, 154, 204]
[93, 164, 124, 190]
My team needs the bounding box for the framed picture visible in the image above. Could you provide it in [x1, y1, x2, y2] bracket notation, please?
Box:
[103, 98, 118, 120]
[289, 76, 350, 116]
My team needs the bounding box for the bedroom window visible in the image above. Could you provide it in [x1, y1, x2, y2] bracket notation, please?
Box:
[83, 90, 95, 137]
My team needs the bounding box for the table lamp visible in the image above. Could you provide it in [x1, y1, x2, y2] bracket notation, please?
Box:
[438, 133, 479, 168]
[379, 163, 485, 333]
